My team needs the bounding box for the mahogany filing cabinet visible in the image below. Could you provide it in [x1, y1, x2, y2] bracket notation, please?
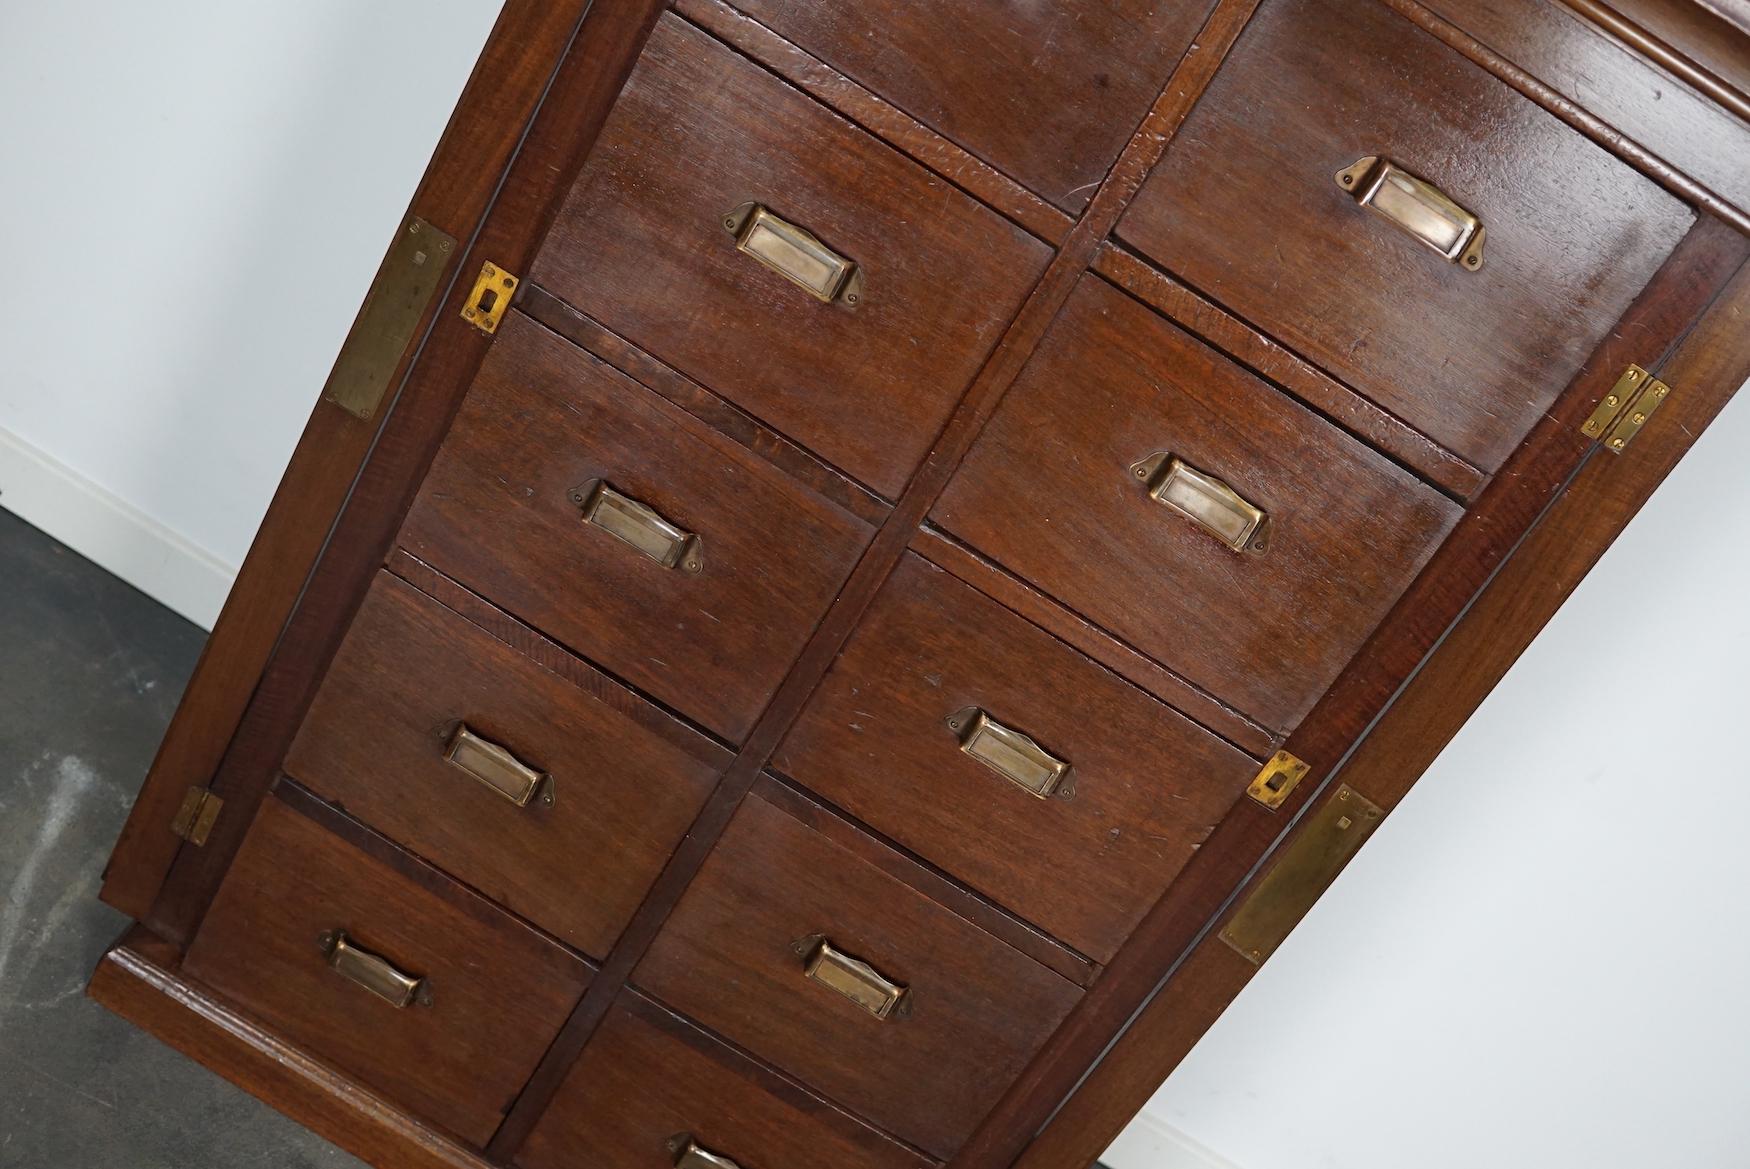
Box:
[93, 3, 1750, 1167]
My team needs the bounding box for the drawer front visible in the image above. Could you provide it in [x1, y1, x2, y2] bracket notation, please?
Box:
[182, 798, 590, 1148]
[520, 991, 935, 1169]
[400, 313, 874, 743]
[722, 0, 1217, 212]
[530, 15, 1052, 498]
[1118, 0, 1693, 472]
[934, 276, 1463, 733]
[634, 788, 1082, 1159]
[285, 571, 725, 960]
[776, 553, 1256, 963]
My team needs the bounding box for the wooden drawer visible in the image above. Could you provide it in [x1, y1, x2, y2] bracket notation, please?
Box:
[182, 796, 590, 1149]
[530, 15, 1052, 498]
[520, 991, 935, 1169]
[284, 570, 727, 960]
[1118, 0, 1693, 472]
[400, 312, 874, 743]
[775, 553, 1256, 963]
[717, 0, 1217, 213]
[934, 275, 1463, 733]
[633, 784, 1082, 1159]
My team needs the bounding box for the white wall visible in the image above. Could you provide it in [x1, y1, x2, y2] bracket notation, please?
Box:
[0, 1, 505, 628]
[1108, 382, 1750, 1169]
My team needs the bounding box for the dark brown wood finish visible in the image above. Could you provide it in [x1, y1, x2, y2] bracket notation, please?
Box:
[949, 215, 1750, 1169]
[91, 3, 1750, 1168]
[673, 0, 1073, 245]
[142, 0, 672, 949]
[520, 990, 937, 1169]
[284, 570, 726, 960]
[1428, 0, 1750, 200]
[89, 927, 496, 1169]
[775, 553, 1257, 963]
[633, 785, 1083, 1160]
[912, 527, 1278, 759]
[399, 311, 874, 742]
[100, 0, 594, 923]
[518, 286, 890, 529]
[703, 0, 1219, 213]
[1378, 0, 1750, 235]
[182, 796, 591, 1149]
[1120, 0, 1694, 472]
[936, 274, 1464, 733]
[1093, 245, 1485, 500]
[482, 4, 1268, 1156]
[1014, 252, 1750, 1169]
[531, 15, 1053, 498]
[1593, 0, 1750, 98]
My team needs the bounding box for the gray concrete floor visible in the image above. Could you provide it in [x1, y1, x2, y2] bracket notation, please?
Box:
[0, 509, 364, 1168]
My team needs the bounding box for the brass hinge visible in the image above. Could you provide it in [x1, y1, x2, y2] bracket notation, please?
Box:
[1581, 364, 1673, 454]
[170, 786, 224, 846]
[1246, 750, 1310, 810]
[461, 261, 519, 334]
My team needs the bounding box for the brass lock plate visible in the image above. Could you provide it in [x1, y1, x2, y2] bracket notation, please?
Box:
[322, 216, 456, 420]
[462, 261, 518, 334]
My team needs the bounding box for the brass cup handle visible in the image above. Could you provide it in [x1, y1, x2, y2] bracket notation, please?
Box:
[1335, 155, 1486, 270]
[723, 202, 864, 307]
[570, 480, 703, 574]
[1130, 453, 1268, 553]
[801, 938, 908, 1020]
[445, 725, 552, 808]
[318, 931, 431, 1009]
[675, 1140, 742, 1169]
[946, 707, 1072, 799]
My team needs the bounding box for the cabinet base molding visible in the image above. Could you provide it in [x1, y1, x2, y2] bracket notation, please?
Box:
[86, 926, 492, 1169]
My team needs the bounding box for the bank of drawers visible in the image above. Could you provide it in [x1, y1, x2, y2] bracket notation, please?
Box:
[183, 1, 1705, 1163]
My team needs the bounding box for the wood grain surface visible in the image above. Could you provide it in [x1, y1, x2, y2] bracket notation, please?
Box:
[1120, 0, 1694, 472]
[399, 312, 874, 743]
[776, 553, 1257, 963]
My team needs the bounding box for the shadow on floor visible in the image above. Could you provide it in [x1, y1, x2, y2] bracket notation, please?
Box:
[0, 509, 362, 1168]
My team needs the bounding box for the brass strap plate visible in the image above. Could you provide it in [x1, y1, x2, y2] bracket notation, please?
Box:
[947, 707, 1072, 799]
[1131, 453, 1268, 553]
[445, 725, 550, 808]
[804, 939, 907, 1020]
[169, 786, 223, 846]
[1246, 750, 1310, 811]
[571, 480, 704, 573]
[323, 216, 457, 421]
[724, 202, 863, 306]
[461, 261, 518, 334]
[1220, 784, 1384, 964]
[1336, 156, 1486, 270]
[1581, 364, 1672, 453]
[676, 1140, 742, 1169]
[319, 930, 430, 1009]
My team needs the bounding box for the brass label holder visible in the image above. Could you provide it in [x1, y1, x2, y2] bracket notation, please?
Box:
[723, 202, 863, 307]
[1220, 784, 1384, 964]
[1131, 453, 1269, 553]
[801, 938, 908, 1020]
[947, 707, 1073, 799]
[445, 725, 553, 809]
[318, 930, 431, 1009]
[1336, 156, 1485, 270]
[569, 480, 704, 574]
[1581, 364, 1672, 454]
[322, 215, 456, 421]
[674, 1140, 742, 1169]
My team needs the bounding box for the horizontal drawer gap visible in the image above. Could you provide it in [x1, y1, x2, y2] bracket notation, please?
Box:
[1093, 245, 1484, 503]
[387, 550, 739, 767]
[516, 289, 892, 527]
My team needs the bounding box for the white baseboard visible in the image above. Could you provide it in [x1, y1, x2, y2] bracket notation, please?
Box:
[1102, 1111, 1243, 1169]
[0, 427, 234, 630]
